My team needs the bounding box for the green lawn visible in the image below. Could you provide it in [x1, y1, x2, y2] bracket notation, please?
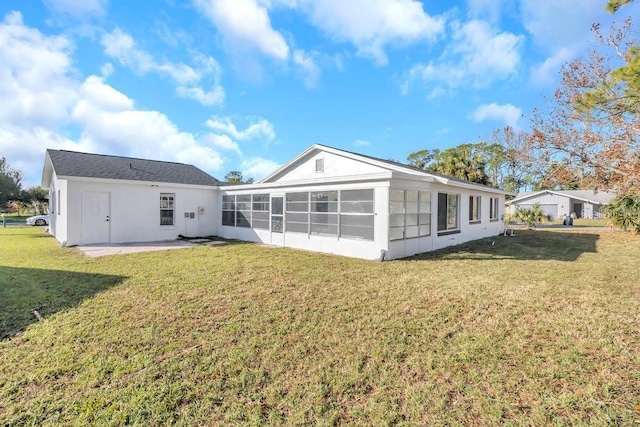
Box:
[1, 227, 639, 425]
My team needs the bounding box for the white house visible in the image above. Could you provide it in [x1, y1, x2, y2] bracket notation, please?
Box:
[42, 150, 219, 246]
[507, 189, 615, 220]
[42, 144, 511, 260]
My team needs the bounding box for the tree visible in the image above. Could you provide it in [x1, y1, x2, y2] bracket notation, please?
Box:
[0, 157, 22, 211]
[407, 144, 494, 186]
[606, 0, 634, 13]
[490, 127, 539, 194]
[528, 19, 640, 195]
[224, 171, 254, 184]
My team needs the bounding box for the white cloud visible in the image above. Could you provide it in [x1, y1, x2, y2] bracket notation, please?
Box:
[101, 28, 225, 106]
[530, 47, 573, 86]
[292, 49, 321, 89]
[241, 157, 280, 180]
[353, 139, 370, 147]
[71, 76, 224, 172]
[519, 0, 603, 51]
[297, 0, 445, 65]
[194, 0, 289, 61]
[0, 13, 226, 185]
[204, 116, 276, 142]
[0, 12, 78, 128]
[43, 0, 107, 19]
[469, 102, 522, 128]
[467, 0, 505, 23]
[404, 19, 523, 95]
[205, 133, 241, 155]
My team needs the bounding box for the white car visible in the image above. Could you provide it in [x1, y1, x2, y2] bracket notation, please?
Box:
[26, 215, 50, 226]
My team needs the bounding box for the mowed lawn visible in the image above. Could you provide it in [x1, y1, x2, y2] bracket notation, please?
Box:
[1, 228, 639, 426]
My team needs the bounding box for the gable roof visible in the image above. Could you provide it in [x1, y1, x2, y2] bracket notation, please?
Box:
[508, 189, 616, 205]
[43, 149, 220, 187]
[260, 144, 512, 194]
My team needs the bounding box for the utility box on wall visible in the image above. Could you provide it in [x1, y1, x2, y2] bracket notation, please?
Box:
[198, 206, 205, 215]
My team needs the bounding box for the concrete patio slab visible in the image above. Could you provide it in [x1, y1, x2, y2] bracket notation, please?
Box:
[77, 240, 199, 257]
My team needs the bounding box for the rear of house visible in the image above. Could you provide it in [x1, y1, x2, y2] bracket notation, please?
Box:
[42, 145, 510, 260]
[216, 145, 509, 260]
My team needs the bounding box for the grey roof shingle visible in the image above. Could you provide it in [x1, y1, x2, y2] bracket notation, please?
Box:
[47, 149, 220, 186]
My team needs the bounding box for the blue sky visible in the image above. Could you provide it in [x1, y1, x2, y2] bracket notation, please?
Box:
[1, 0, 637, 186]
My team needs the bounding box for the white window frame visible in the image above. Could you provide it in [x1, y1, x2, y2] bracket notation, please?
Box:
[315, 158, 324, 173]
[437, 192, 459, 235]
[160, 193, 175, 227]
[490, 197, 499, 221]
[339, 189, 375, 241]
[222, 195, 235, 226]
[469, 195, 481, 223]
[390, 189, 431, 241]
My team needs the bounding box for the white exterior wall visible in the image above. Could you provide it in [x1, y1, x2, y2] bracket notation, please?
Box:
[48, 172, 68, 245]
[269, 151, 388, 182]
[218, 182, 390, 260]
[64, 179, 217, 246]
[510, 193, 571, 218]
[387, 179, 505, 259]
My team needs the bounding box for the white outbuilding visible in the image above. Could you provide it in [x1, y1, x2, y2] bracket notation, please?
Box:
[42, 144, 510, 260]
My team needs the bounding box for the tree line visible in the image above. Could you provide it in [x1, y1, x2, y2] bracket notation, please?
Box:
[0, 157, 48, 214]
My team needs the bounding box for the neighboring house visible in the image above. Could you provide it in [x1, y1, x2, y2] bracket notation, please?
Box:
[42, 144, 511, 260]
[507, 189, 616, 220]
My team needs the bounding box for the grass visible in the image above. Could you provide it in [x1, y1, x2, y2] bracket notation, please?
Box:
[1, 227, 639, 425]
[549, 218, 609, 227]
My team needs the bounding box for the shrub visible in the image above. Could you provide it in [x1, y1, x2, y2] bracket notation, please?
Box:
[603, 195, 640, 233]
[515, 203, 545, 229]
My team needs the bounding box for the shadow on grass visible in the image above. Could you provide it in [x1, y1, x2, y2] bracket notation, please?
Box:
[411, 230, 599, 262]
[0, 266, 127, 340]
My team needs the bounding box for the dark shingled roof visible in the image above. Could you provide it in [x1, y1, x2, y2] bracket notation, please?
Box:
[47, 149, 220, 186]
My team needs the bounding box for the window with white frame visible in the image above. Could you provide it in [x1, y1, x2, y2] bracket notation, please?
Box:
[437, 192, 459, 233]
[311, 191, 338, 235]
[469, 195, 481, 223]
[340, 189, 374, 240]
[57, 190, 61, 216]
[389, 189, 405, 240]
[390, 189, 431, 241]
[490, 197, 499, 221]
[286, 192, 309, 233]
[418, 191, 431, 236]
[222, 195, 235, 226]
[315, 158, 324, 173]
[236, 195, 251, 228]
[160, 193, 175, 226]
[251, 194, 270, 230]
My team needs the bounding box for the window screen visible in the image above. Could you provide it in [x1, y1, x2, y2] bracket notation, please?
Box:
[340, 189, 374, 240]
[311, 191, 338, 235]
[236, 195, 251, 228]
[222, 195, 235, 226]
[286, 192, 309, 233]
[252, 194, 269, 230]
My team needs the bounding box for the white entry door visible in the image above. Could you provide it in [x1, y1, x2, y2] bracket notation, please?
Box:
[81, 191, 110, 244]
[270, 195, 284, 246]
